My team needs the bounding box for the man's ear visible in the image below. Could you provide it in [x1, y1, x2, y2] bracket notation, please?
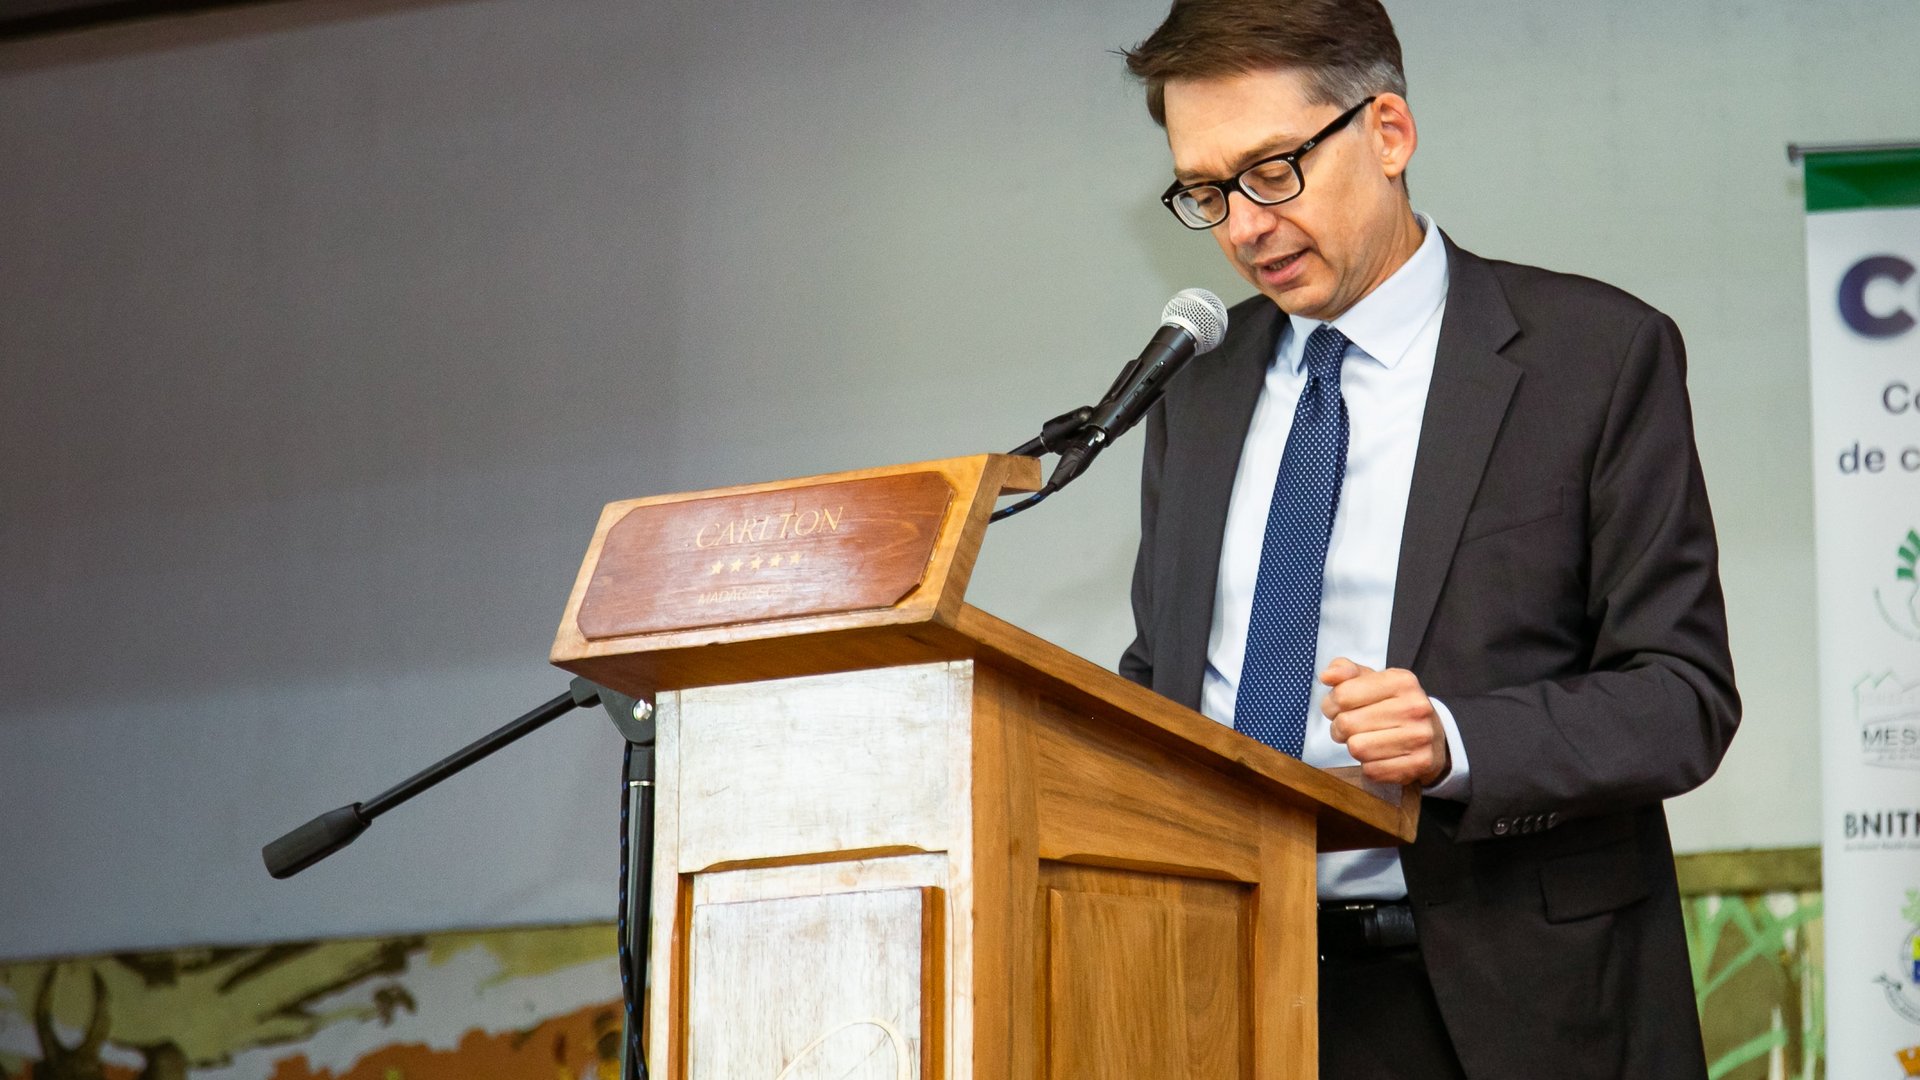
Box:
[1371, 93, 1418, 183]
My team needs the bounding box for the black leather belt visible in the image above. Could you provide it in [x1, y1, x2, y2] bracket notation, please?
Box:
[1318, 899, 1419, 957]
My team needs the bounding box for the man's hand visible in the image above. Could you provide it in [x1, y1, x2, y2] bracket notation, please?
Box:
[1320, 658, 1450, 787]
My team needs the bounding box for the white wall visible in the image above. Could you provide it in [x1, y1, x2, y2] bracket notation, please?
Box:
[3, 0, 1914, 959]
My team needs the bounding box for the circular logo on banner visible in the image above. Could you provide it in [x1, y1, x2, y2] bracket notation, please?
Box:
[1876, 529, 1920, 645]
[1876, 891, 1920, 1026]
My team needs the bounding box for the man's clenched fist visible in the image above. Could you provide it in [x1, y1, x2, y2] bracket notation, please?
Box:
[1320, 658, 1450, 787]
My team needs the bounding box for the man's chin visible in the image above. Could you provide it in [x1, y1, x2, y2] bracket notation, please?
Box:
[1262, 283, 1333, 320]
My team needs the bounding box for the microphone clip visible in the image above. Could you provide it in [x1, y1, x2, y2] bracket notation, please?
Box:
[1009, 404, 1096, 458]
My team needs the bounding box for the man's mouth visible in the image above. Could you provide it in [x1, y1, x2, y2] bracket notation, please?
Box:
[1251, 249, 1310, 286]
[1256, 250, 1306, 274]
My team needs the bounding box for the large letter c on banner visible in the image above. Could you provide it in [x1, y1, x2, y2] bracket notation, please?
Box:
[1839, 255, 1918, 338]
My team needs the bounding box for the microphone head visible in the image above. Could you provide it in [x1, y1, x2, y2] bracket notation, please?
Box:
[1161, 288, 1228, 353]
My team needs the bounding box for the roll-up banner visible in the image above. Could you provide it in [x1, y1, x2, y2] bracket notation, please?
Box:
[1803, 146, 1920, 1079]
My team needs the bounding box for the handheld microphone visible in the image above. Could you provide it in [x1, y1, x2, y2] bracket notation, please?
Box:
[1045, 288, 1228, 491]
[1085, 288, 1229, 443]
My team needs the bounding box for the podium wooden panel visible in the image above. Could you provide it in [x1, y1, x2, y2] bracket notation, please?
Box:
[553, 455, 1417, 1080]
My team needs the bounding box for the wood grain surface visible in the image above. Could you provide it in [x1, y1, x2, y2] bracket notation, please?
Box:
[949, 606, 1418, 851]
[643, 656, 1359, 1080]
[687, 887, 938, 1080]
[645, 691, 687, 1080]
[1253, 803, 1318, 1080]
[1030, 701, 1262, 882]
[672, 664, 962, 874]
[552, 454, 1041, 692]
[1040, 866, 1250, 1080]
[578, 471, 953, 639]
[966, 665, 1040, 1080]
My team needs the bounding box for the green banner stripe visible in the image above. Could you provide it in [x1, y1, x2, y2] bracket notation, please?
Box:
[1805, 147, 1920, 212]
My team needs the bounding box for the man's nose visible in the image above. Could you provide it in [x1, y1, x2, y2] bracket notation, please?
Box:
[1221, 191, 1277, 249]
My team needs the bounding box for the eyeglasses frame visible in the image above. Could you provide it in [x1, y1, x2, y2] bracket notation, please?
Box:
[1159, 96, 1379, 230]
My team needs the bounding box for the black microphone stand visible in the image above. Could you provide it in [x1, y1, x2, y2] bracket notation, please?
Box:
[261, 677, 658, 1080]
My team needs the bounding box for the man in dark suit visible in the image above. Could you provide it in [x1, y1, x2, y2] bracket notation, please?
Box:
[1116, 2, 1741, 1077]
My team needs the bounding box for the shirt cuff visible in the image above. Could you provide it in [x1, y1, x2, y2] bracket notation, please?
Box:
[1421, 696, 1471, 801]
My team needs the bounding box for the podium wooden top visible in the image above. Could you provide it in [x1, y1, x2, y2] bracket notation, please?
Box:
[552, 454, 1040, 665]
[955, 605, 1416, 850]
[551, 454, 1416, 850]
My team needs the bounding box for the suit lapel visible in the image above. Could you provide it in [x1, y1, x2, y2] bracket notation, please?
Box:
[1386, 238, 1522, 670]
[1166, 299, 1280, 708]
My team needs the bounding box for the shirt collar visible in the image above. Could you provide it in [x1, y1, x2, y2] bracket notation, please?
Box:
[1283, 213, 1449, 373]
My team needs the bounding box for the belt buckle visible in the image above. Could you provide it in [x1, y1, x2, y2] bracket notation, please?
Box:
[1319, 900, 1416, 956]
[1317, 901, 1377, 961]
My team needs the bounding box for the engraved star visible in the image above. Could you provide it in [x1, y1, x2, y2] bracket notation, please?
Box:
[729, 559, 744, 573]
[749, 554, 763, 570]
[768, 553, 784, 568]
[709, 560, 724, 575]
[787, 551, 802, 566]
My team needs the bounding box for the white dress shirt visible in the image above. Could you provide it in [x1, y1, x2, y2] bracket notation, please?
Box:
[1200, 214, 1470, 901]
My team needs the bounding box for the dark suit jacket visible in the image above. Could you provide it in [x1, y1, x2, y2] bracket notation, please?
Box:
[1119, 235, 1740, 1079]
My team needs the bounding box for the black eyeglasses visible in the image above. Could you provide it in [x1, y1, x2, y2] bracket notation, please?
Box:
[1160, 96, 1376, 230]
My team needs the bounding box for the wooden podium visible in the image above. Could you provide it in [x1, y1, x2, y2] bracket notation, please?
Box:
[551, 455, 1417, 1080]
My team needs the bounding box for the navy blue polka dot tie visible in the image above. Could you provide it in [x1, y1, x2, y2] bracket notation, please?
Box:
[1235, 324, 1351, 758]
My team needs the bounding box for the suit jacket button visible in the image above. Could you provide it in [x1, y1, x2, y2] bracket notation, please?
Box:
[1493, 818, 1511, 836]
[1547, 812, 1563, 828]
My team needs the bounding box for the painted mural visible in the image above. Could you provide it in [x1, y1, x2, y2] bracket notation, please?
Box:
[0, 924, 623, 1080]
[1686, 891, 1826, 1080]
